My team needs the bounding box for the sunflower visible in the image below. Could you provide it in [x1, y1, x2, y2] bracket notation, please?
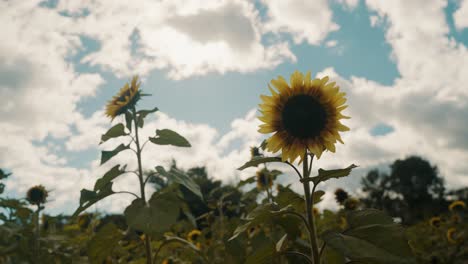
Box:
[258, 71, 350, 163]
[187, 229, 202, 243]
[429, 216, 441, 228]
[334, 188, 349, 205]
[105, 75, 142, 120]
[26, 185, 48, 205]
[256, 169, 273, 190]
[446, 228, 461, 244]
[344, 198, 359, 210]
[448, 200, 466, 211]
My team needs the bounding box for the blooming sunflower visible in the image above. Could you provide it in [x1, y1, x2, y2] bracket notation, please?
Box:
[256, 169, 273, 190]
[105, 75, 142, 120]
[258, 71, 349, 163]
[26, 185, 48, 205]
[429, 217, 441, 228]
[448, 200, 466, 211]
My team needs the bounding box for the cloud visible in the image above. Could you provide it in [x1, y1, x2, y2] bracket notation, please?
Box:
[59, 0, 296, 79]
[260, 0, 339, 45]
[454, 0, 468, 30]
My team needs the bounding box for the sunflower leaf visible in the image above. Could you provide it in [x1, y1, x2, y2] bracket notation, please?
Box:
[100, 144, 130, 165]
[155, 166, 202, 200]
[321, 209, 415, 264]
[308, 164, 358, 185]
[124, 190, 180, 235]
[136, 107, 158, 128]
[125, 111, 132, 132]
[73, 183, 115, 218]
[100, 124, 128, 144]
[94, 165, 127, 191]
[238, 157, 282, 170]
[149, 129, 191, 147]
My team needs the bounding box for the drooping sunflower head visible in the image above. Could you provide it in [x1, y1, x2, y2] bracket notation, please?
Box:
[429, 217, 442, 228]
[26, 185, 48, 205]
[105, 75, 142, 120]
[334, 188, 349, 205]
[256, 169, 273, 190]
[258, 71, 350, 163]
[187, 229, 202, 243]
[448, 200, 466, 212]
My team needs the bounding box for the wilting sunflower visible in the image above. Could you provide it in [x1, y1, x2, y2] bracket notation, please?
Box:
[258, 71, 350, 163]
[26, 185, 48, 205]
[105, 75, 142, 120]
[256, 169, 273, 190]
[429, 217, 442, 228]
[449, 200, 466, 211]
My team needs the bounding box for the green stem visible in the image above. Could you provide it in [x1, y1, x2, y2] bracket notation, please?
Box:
[302, 152, 320, 264]
[35, 204, 41, 263]
[132, 108, 152, 264]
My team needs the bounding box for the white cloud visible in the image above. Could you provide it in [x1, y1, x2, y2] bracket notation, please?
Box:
[454, 0, 468, 30]
[260, 0, 339, 45]
[336, 0, 360, 10]
[326, 40, 338, 47]
[57, 0, 295, 79]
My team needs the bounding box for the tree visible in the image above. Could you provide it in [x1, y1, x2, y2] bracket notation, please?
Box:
[361, 156, 446, 224]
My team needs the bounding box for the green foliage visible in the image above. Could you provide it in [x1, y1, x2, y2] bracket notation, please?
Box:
[124, 189, 181, 236]
[155, 166, 203, 200]
[100, 143, 130, 165]
[88, 223, 124, 264]
[149, 129, 191, 147]
[100, 123, 128, 144]
[309, 164, 358, 184]
[238, 156, 282, 170]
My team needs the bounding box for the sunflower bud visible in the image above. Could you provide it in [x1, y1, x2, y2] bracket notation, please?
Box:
[250, 146, 262, 159]
[26, 185, 48, 205]
[429, 216, 441, 228]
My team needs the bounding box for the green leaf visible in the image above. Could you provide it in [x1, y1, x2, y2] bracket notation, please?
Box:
[125, 111, 132, 132]
[149, 129, 191, 147]
[276, 185, 305, 213]
[136, 107, 158, 128]
[321, 209, 415, 264]
[313, 190, 325, 204]
[238, 157, 282, 170]
[100, 144, 130, 165]
[276, 234, 287, 252]
[310, 164, 358, 184]
[88, 223, 124, 264]
[346, 209, 394, 229]
[238, 176, 256, 187]
[94, 165, 127, 191]
[321, 231, 414, 264]
[100, 124, 127, 144]
[155, 166, 203, 200]
[73, 183, 114, 217]
[124, 190, 180, 235]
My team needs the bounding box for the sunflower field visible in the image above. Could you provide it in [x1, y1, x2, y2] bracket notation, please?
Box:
[1, 73, 466, 264]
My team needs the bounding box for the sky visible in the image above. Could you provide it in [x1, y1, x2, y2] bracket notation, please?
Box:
[1, 0, 468, 215]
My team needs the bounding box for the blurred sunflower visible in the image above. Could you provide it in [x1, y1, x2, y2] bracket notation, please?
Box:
[105, 75, 142, 120]
[250, 146, 262, 159]
[26, 185, 48, 205]
[258, 71, 349, 162]
[256, 169, 272, 190]
[334, 188, 349, 205]
[187, 229, 202, 249]
[429, 216, 441, 228]
[344, 198, 359, 210]
[448, 200, 466, 211]
[446, 228, 461, 244]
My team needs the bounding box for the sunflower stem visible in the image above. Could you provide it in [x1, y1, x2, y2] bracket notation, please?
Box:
[302, 152, 320, 264]
[132, 108, 152, 264]
[34, 204, 41, 263]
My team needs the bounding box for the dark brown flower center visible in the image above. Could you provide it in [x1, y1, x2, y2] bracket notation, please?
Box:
[28, 188, 46, 204]
[282, 95, 327, 138]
